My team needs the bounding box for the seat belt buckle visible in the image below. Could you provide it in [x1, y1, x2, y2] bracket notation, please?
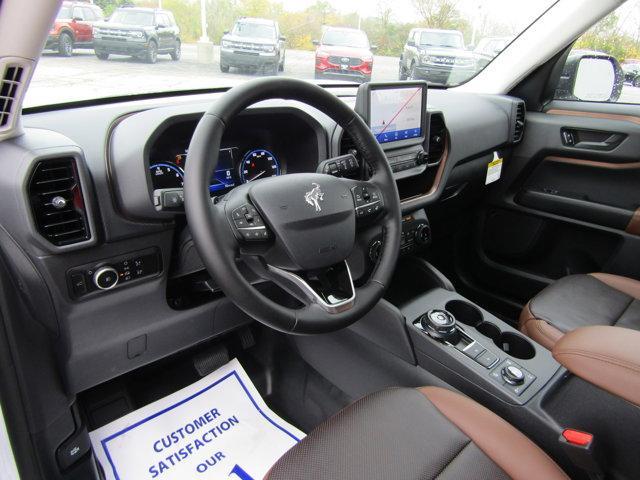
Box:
[558, 428, 605, 479]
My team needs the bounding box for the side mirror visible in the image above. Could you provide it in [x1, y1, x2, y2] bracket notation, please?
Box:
[572, 57, 618, 102]
[72, 17, 82, 22]
[312, 40, 320, 46]
[407, 40, 416, 47]
[370, 45, 378, 52]
[223, 30, 230, 35]
[279, 36, 286, 42]
[156, 23, 167, 29]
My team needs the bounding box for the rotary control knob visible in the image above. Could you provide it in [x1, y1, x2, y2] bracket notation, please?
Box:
[502, 365, 525, 385]
[420, 309, 459, 343]
[415, 223, 431, 246]
[93, 266, 119, 291]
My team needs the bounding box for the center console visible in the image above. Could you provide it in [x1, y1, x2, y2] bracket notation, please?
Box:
[400, 288, 561, 405]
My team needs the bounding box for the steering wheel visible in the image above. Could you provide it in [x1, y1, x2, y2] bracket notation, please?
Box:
[184, 78, 401, 334]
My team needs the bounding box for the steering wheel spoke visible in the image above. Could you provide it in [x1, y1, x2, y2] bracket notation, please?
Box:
[266, 261, 356, 314]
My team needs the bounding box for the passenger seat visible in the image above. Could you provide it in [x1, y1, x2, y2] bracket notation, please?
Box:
[519, 273, 640, 349]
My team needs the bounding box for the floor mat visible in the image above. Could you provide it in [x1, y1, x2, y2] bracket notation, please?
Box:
[90, 358, 305, 480]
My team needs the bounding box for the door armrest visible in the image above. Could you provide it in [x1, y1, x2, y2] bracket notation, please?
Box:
[552, 326, 640, 406]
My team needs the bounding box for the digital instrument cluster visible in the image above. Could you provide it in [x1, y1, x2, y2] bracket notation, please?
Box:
[149, 147, 282, 194]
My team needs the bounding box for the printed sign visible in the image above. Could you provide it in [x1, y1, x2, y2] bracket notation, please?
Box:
[486, 151, 504, 185]
[90, 359, 304, 480]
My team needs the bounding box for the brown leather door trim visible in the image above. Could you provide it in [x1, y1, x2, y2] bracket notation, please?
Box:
[547, 109, 640, 125]
[544, 155, 640, 170]
[627, 208, 640, 235]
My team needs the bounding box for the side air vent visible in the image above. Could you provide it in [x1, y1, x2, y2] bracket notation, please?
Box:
[513, 102, 525, 142]
[428, 113, 447, 161]
[0, 64, 24, 129]
[28, 158, 91, 246]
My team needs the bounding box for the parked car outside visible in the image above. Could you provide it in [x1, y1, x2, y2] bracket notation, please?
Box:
[92, 7, 181, 64]
[314, 27, 375, 83]
[46, 1, 104, 57]
[621, 59, 640, 86]
[220, 18, 286, 75]
[399, 28, 477, 85]
[473, 36, 512, 70]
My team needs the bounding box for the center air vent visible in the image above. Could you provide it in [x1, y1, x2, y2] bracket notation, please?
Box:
[428, 113, 447, 161]
[28, 158, 91, 246]
[513, 102, 525, 142]
[0, 64, 24, 130]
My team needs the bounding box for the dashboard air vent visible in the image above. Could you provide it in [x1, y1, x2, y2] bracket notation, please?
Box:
[0, 64, 23, 129]
[514, 102, 525, 142]
[28, 158, 91, 246]
[428, 113, 447, 161]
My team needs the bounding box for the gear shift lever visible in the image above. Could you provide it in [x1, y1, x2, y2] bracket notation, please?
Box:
[420, 309, 460, 343]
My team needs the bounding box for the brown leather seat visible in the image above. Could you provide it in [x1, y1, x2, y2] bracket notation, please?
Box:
[520, 273, 640, 350]
[265, 387, 567, 480]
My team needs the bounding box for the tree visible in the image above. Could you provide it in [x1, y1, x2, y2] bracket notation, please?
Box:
[412, 0, 459, 29]
[94, 0, 130, 16]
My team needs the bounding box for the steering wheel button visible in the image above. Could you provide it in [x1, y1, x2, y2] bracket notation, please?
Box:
[234, 218, 248, 228]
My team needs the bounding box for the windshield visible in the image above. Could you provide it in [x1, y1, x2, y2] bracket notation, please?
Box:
[322, 29, 369, 49]
[109, 10, 155, 26]
[232, 22, 276, 39]
[419, 32, 463, 49]
[27, 0, 559, 108]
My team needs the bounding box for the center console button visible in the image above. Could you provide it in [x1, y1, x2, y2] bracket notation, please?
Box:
[476, 350, 499, 369]
[462, 342, 485, 359]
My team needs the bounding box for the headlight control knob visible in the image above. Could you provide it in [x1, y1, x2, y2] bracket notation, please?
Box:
[93, 266, 119, 291]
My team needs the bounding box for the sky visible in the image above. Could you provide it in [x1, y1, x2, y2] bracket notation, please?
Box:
[278, 0, 559, 30]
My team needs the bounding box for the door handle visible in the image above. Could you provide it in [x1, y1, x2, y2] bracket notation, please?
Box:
[560, 128, 625, 151]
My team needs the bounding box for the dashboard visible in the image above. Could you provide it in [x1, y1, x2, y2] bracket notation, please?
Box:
[148, 120, 284, 195]
[5, 86, 524, 396]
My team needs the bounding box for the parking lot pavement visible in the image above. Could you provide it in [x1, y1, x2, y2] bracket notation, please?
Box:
[26, 43, 400, 107]
[25, 43, 640, 107]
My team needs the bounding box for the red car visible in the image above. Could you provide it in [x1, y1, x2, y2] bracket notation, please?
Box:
[314, 27, 375, 83]
[46, 1, 104, 56]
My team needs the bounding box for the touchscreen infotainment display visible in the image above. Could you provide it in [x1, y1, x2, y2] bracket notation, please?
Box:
[370, 86, 423, 144]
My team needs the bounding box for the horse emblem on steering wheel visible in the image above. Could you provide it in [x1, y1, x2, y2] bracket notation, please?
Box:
[304, 183, 324, 212]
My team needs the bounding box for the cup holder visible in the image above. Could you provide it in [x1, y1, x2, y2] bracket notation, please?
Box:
[445, 299, 536, 360]
[477, 322, 501, 342]
[445, 300, 483, 327]
[494, 332, 535, 360]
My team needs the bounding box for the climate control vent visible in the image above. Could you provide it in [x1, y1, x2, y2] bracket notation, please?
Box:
[28, 158, 91, 246]
[513, 102, 525, 142]
[0, 64, 24, 130]
[428, 113, 447, 161]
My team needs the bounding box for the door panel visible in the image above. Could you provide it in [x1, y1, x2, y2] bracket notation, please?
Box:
[460, 100, 640, 320]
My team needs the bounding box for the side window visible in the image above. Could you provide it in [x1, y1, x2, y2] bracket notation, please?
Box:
[72, 7, 85, 21]
[82, 8, 95, 21]
[157, 14, 170, 27]
[554, 3, 639, 104]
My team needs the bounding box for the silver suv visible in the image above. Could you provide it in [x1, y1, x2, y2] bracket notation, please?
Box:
[220, 18, 286, 75]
